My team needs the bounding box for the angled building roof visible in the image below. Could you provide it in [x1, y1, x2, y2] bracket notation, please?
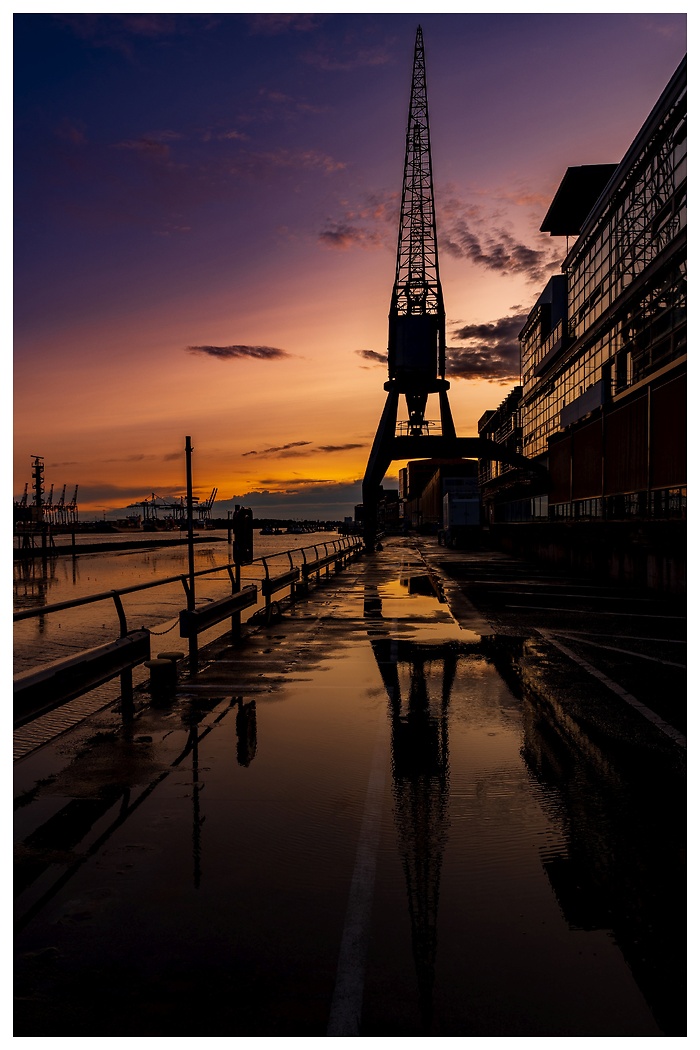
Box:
[540, 164, 618, 236]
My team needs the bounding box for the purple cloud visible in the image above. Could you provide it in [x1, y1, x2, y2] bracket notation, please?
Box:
[246, 14, 324, 35]
[447, 312, 528, 383]
[317, 444, 364, 452]
[356, 349, 388, 366]
[186, 344, 290, 361]
[243, 441, 312, 458]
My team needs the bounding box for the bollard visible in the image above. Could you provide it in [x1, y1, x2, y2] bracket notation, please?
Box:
[145, 658, 177, 702]
[158, 650, 184, 665]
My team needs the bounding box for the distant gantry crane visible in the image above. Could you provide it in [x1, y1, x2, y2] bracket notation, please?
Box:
[198, 487, 218, 522]
[128, 487, 218, 527]
[128, 493, 186, 525]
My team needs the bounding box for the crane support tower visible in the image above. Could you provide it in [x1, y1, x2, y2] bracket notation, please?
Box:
[362, 27, 542, 550]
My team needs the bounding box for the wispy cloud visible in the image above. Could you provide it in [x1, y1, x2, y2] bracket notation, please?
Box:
[54, 119, 87, 145]
[447, 312, 528, 383]
[356, 349, 387, 366]
[154, 222, 191, 237]
[243, 441, 364, 458]
[259, 477, 336, 487]
[438, 188, 562, 284]
[186, 344, 290, 361]
[58, 14, 196, 57]
[257, 88, 328, 118]
[301, 37, 393, 72]
[231, 148, 346, 177]
[246, 14, 325, 36]
[441, 219, 559, 284]
[216, 129, 248, 141]
[243, 441, 312, 458]
[319, 191, 398, 251]
[103, 453, 149, 463]
[317, 444, 364, 453]
[319, 223, 384, 250]
[640, 14, 686, 39]
[113, 136, 173, 159]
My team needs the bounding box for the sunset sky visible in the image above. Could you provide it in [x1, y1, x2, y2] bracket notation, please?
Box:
[13, 10, 687, 519]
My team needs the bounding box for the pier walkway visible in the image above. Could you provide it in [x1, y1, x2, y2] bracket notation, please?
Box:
[14, 537, 685, 1037]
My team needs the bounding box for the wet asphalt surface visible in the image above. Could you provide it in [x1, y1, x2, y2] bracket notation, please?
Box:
[424, 540, 686, 741]
[14, 537, 686, 1037]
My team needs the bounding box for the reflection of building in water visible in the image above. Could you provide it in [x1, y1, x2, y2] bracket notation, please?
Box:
[519, 693, 685, 1037]
[367, 578, 465, 1031]
[14, 556, 61, 607]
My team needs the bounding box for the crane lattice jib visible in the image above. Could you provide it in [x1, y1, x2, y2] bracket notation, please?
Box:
[392, 26, 442, 321]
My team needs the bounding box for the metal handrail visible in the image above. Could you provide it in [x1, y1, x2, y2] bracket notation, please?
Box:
[13, 533, 364, 725]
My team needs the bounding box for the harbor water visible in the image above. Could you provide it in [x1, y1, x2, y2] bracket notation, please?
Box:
[13, 531, 327, 675]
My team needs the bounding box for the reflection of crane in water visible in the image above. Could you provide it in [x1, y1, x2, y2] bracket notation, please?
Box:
[365, 581, 463, 1033]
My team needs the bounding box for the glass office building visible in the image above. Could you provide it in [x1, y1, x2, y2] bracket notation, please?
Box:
[480, 57, 686, 524]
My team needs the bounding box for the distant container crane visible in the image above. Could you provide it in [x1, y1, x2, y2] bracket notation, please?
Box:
[198, 487, 218, 522]
[67, 486, 79, 524]
[128, 487, 218, 527]
[128, 493, 187, 529]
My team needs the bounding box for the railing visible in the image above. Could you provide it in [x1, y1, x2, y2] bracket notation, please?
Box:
[13, 535, 365, 731]
[395, 420, 441, 437]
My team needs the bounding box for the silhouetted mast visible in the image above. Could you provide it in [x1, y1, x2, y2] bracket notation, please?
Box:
[389, 23, 446, 409]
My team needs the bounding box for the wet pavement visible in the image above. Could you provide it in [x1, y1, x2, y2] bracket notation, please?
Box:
[14, 537, 686, 1037]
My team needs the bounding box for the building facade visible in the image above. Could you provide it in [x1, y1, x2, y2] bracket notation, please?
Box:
[480, 57, 686, 531]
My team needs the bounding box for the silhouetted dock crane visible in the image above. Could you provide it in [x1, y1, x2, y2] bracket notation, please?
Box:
[362, 27, 544, 549]
[67, 485, 79, 524]
[55, 484, 67, 526]
[197, 487, 218, 522]
[30, 455, 45, 524]
[129, 493, 186, 524]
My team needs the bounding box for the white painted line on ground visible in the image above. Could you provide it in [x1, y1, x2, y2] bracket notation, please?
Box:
[537, 629, 686, 749]
[506, 605, 684, 619]
[555, 632, 686, 644]
[499, 592, 656, 602]
[327, 720, 389, 1036]
[554, 633, 686, 668]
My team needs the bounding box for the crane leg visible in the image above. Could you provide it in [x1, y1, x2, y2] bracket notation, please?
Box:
[363, 385, 400, 551]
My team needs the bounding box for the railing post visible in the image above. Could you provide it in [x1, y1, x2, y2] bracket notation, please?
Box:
[112, 593, 134, 722]
[262, 557, 272, 622]
[227, 564, 242, 635]
[185, 437, 198, 670]
[286, 550, 297, 602]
